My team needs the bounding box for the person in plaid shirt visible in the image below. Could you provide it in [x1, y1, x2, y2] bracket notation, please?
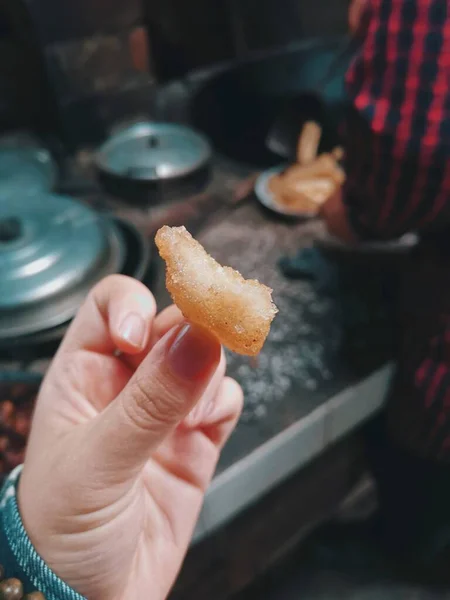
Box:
[319, 0, 450, 580]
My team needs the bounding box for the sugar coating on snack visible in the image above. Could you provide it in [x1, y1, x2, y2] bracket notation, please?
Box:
[155, 226, 278, 356]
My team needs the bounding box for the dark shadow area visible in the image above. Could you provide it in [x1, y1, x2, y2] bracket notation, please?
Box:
[191, 38, 350, 168]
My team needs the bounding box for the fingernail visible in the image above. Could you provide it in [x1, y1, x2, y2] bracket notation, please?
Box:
[168, 324, 220, 381]
[119, 313, 148, 349]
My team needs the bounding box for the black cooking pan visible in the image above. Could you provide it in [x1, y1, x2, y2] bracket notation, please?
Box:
[267, 35, 359, 157]
[190, 37, 351, 169]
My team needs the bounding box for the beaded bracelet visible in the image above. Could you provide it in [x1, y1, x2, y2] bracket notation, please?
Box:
[0, 564, 45, 600]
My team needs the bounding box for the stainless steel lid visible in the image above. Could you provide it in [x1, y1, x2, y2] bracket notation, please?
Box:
[0, 147, 57, 195]
[95, 122, 212, 181]
[0, 192, 124, 339]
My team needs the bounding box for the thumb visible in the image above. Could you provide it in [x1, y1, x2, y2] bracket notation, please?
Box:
[88, 323, 221, 481]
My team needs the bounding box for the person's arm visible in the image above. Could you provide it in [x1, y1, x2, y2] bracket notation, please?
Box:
[13, 276, 241, 600]
[319, 188, 359, 244]
[323, 109, 450, 243]
[320, 131, 443, 243]
[322, 0, 450, 243]
[348, 0, 368, 33]
[0, 467, 85, 600]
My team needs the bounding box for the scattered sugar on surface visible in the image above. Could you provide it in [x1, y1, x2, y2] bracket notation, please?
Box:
[200, 208, 342, 422]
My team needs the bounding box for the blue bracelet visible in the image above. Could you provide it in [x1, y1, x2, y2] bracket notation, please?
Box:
[0, 467, 85, 600]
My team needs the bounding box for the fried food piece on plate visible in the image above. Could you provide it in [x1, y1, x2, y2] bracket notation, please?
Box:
[284, 174, 336, 200]
[268, 175, 326, 213]
[282, 176, 337, 210]
[332, 146, 345, 162]
[155, 226, 278, 356]
[282, 154, 345, 186]
[297, 121, 322, 165]
[278, 188, 322, 213]
[269, 158, 343, 213]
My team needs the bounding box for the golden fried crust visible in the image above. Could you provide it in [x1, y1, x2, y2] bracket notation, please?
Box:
[155, 226, 278, 356]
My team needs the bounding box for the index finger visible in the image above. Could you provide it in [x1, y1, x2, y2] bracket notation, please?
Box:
[57, 275, 156, 357]
[118, 304, 185, 371]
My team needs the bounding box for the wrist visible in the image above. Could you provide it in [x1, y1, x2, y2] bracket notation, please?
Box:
[0, 467, 85, 600]
[328, 212, 359, 244]
[321, 190, 360, 245]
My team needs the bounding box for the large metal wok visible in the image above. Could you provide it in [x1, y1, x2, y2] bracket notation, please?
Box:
[190, 37, 351, 169]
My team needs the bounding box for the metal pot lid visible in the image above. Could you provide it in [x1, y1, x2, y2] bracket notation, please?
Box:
[0, 217, 151, 352]
[0, 193, 124, 338]
[0, 147, 57, 195]
[95, 122, 212, 181]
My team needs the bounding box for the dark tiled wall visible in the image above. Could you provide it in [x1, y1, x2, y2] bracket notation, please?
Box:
[0, 0, 155, 147]
[144, 0, 236, 80]
[0, 38, 37, 131]
[44, 28, 157, 148]
[0, 0, 349, 147]
[24, 0, 143, 43]
[45, 28, 155, 107]
[146, 0, 350, 79]
[238, 0, 349, 50]
[0, 2, 55, 134]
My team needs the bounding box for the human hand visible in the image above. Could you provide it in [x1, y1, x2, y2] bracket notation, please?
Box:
[18, 275, 243, 600]
[319, 189, 358, 244]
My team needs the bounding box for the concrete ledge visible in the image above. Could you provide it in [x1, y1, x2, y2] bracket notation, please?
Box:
[193, 363, 394, 543]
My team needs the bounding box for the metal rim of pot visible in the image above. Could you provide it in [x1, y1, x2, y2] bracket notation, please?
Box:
[0, 228, 124, 340]
[0, 146, 58, 195]
[0, 191, 130, 342]
[0, 216, 153, 354]
[114, 217, 152, 283]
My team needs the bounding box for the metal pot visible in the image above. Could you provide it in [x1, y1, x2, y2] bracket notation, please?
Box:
[0, 191, 152, 353]
[190, 37, 350, 169]
[95, 121, 212, 203]
[0, 144, 57, 196]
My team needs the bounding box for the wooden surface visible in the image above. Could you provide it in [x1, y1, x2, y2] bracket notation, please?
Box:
[170, 434, 365, 600]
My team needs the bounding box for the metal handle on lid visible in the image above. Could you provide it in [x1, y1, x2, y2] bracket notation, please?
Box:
[0, 217, 22, 244]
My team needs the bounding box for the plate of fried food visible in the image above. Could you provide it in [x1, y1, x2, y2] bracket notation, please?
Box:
[255, 121, 345, 218]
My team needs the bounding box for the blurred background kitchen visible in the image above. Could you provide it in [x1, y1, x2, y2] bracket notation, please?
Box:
[0, 0, 348, 144]
[0, 1, 426, 598]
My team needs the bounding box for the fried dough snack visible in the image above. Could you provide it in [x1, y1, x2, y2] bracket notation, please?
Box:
[268, 175, 324, 213]
[268, 121, 345, 214]
[297, 121, 322, 165]
[332, 146, 345, 162]
[283, 154, 345, 187]
[155, 226, 278, 356]
[283, 176, 336, 207]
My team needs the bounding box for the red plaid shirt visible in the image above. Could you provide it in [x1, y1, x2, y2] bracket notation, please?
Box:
[343, 0, 450, 460]
[344, 0, 450, 240]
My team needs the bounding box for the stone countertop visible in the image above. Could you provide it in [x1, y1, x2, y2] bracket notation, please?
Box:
[147, 166, 397, 542]
[193, 205, 390, 471]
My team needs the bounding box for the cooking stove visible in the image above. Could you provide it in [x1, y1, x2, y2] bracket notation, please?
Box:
[0, 138, 222, 481]
[0, 134, 238, 373]
[0, 154, 146, 366]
